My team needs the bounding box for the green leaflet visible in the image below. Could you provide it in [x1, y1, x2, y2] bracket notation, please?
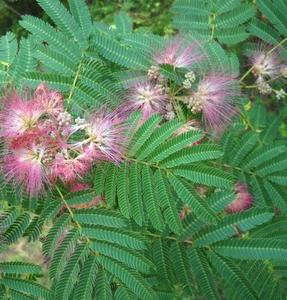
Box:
[171, 0, 254, 45]
[173, 165, 234, 188]
[214, 239, 287, 261]
[169, 175, 218, 224]
[194, 208, 274, 247]
[0, 278, 51, 299]
[72, 256, 98, 300]
[0, 262, 42, 275]
[97, 256, 155, 300]
[74, 208, 128, 228]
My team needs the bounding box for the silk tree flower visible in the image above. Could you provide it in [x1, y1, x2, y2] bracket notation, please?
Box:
[0, 85, 93, 195]
[247, 44, 284, 79]
[154, 36, 204, 69]
[0, 92, 44, 140]
[77, 111, 126, 164]
[3, 141, 49, 196]
[227, 182, 253, 213]
[186, 73, 239, 130]
[122, 79, 169, 120]
[50, 153, 91, 183]
[34, 84, 64, 117]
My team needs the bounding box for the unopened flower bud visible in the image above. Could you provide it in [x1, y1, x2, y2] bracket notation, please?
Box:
[183, 79, 192, 89]
[185, 71, 196, 83]
[147, 65, 160, 80]
[275, 89, 287, 100]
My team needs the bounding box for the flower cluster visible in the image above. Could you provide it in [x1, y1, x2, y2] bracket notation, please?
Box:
[154, 36, 204, 69]
[246, 43, 287, 98]
[185, 74, 239, 130]
[122, 79, 169, 120]
[0, 85, 125, 196]
[227, 182, 253, 213]
[0, 36, 248, 196]
[121, 36, 240, 131]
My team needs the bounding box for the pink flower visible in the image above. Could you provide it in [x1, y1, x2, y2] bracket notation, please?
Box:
[122, 79, 168, 120]
[34, 84, 64, 117]
[4, 143, 49, 196]
[154, 36, 204, 69]
[247, 44, 284, 79]
[0, 92, 44, 140]
[187, 73, 239, 130]
[81, 111, 126, 163]
[227, 182, 253, 213]
[50, 153, 91, 183]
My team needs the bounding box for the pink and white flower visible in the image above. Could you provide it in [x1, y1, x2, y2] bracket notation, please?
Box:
[154, 36, 204, 69]
[122, 79, 168, 120]
[227, 182, 253, 213]
[80, 111, 126, 163]
[186, 73, 239, 130]
[4, 142, 49, 196]
[34, 84, 64, 117]
[0, 92, 44, 140]
[247, 44, 284, 79]
[50, 153, 91, 183]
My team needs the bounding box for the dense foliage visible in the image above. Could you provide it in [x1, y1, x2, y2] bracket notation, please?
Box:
[0, 0, 287, 299]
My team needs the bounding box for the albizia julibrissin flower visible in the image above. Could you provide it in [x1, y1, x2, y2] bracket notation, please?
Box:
[227, 182, 253, 213]
[79, 111, 126, 163]
[0, 93, 44, 140]
[154, 36, 204, 69]
[33, 83, 64, 117]
[121, 79, 169, 120]
[185, 73, 239, 130]
[3, 141, 49, 196]
[0, 85, 127, 196]
[246, 44, 284, 79]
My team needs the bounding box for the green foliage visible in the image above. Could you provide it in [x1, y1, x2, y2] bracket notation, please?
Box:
[171, 0, 255, 45]
[249, 0, 287, 48]
[0, 0, 287, 299]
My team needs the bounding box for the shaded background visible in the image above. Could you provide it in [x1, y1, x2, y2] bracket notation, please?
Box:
[0, 0, 174, 37]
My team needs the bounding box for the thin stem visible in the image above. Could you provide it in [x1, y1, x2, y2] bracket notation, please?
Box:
[3, 1, 21, 17]
[123, 156, 162, 170]
[55, 185, 75, 218]
[267, 37, 287, 55]
[145, 232, 193, 245]
[240, 37, 287, 83]
[67, 55, 84, 104]
[240, 65, 255, 83]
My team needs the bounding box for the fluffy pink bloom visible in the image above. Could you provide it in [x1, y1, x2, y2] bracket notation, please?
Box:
[154, 36, 204, 69]
[227, 182, 253, 213]
[80, 111, 126, 163]
[0, 93, 44, 140]
[187, 74, 239, 130]
[34, 84, 64, 117]
[247, 44, 284, 79]
[4, 142, 48, 196]
[50, 153, 91, 183]
[0, 85, 127, 196]
[122, 80, 168, 120]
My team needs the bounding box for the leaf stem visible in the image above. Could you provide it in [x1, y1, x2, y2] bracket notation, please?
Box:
[67, 54, 84, 104]
[240, 37, 287, 83]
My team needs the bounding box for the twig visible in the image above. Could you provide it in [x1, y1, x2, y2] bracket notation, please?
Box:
[3, 1, 21, 17]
